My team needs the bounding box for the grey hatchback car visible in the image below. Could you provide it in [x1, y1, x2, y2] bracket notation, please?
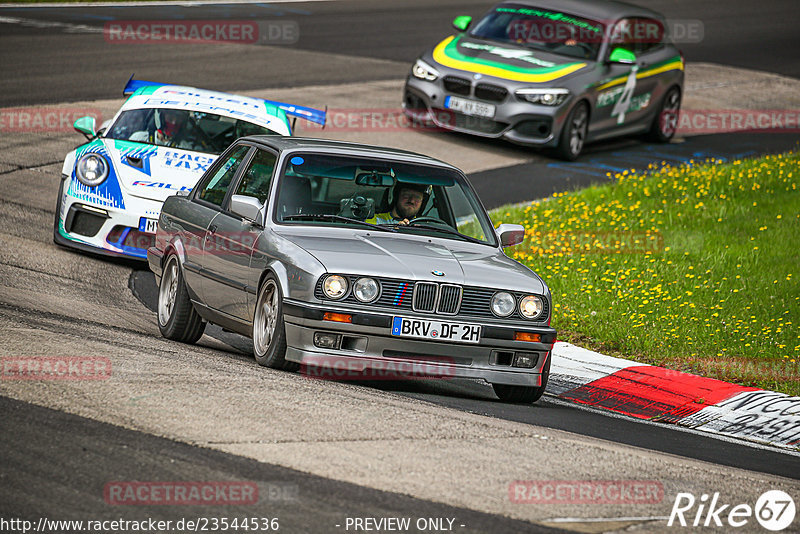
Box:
[148, 137, 556, 403]
[403, 0, 684, 159]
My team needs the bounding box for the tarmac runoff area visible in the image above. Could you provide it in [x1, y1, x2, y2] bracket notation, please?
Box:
[1, 62, 799, 532]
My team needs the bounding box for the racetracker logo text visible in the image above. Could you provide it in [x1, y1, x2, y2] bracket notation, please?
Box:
[0, 108, 102, 133]
[104, 481, 258, 506]
[2, 356, 111, 381]
[104, 20, 298, 45]
[509, 480, 663, 504]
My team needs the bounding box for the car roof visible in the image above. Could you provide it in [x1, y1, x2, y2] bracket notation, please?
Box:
[241, 136, 461, 169]
[497, 0, 665, 22]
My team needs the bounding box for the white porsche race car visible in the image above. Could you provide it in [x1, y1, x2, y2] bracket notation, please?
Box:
[54, 78, 326, 259]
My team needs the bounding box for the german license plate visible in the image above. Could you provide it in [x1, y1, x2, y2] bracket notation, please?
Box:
[444, 95, 496, 118]
[391, 316, 481, 344]
[138, 217, 159, 234]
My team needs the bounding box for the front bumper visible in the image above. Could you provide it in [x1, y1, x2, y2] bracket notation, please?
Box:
[282, 299, 556, 387]
[54, 175, 161, 260]
[403, 75, 572, 147]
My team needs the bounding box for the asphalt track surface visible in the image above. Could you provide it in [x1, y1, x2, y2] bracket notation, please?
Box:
[0, 0, 799, 106]
[2, 0, 800, 531]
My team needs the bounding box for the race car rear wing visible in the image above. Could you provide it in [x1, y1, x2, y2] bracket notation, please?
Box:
[122, 77, 326, 127]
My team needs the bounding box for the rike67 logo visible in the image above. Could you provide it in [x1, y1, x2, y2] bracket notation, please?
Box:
[668, 490, 796, 531]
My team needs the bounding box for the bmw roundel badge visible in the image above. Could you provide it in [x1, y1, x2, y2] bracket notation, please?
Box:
[431, 270, 445, 276]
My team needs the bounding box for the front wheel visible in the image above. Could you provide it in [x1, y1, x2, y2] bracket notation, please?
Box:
[158, 254, 205, 343]
[555, 101, 589, 161]
[253, 276, 298, 371]
[647, 86, 681, 143]
[492, 354, 551, 404]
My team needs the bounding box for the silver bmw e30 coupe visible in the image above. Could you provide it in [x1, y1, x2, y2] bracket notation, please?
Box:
[147, 137, 556, 403]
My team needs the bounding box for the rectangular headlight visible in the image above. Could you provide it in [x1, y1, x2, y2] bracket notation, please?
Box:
[412, 59, 440, 81]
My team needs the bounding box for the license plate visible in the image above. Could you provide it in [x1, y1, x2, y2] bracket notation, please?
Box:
[138, 217, 159, 234]
[391, 316, 481, 344]
[444, 96, 496, 118]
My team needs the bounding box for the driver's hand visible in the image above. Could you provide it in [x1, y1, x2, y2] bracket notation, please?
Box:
[398, 218, 410, 225]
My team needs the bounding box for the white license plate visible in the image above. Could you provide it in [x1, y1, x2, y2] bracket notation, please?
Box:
[138, 217, 159, 234]
[444, 96, 496, 118]
[391, 316, 481, 344]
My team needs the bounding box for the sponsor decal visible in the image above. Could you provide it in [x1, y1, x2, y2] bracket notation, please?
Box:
[460, 41, 556, 68]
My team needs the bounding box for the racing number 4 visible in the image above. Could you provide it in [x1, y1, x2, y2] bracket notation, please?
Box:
[612, 65, 638, 124]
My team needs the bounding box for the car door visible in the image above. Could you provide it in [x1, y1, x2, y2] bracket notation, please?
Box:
[202, 147, 278, 322]
[593, 17, 665, 132]
[185, 143, 252, 304]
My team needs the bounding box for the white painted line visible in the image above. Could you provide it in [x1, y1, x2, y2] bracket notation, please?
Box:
[0, 0, 332, 8]
[0, 15, 101, 33]
[542, 516, 669, 523]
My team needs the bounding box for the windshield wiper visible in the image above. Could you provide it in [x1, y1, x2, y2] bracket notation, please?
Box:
[393, 222, 486, 244]
[282, 214, 397, 232]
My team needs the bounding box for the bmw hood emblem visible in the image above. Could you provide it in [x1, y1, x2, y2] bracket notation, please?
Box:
[431, 270, 445, 276]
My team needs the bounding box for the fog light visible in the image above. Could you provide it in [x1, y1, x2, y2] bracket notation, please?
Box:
[514, 332, 541, 342]
[513, 352, 539, 368]
[314, 332, 341, 349]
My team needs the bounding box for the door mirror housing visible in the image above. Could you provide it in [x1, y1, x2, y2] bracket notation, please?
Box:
[230, 194, 264, 226]
[496, 223, 525, 247]
[73, 116, 97, 140]
[452, 15, 472, 32]
[608, 47, 636, 64]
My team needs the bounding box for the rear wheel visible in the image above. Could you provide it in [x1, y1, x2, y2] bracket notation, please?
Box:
[492, 354, 551, 404]
[253, 276, 298, 371]
[555, 101, 589, 160]
[648, 86, 681, 142]
[158, 254, 205, 343]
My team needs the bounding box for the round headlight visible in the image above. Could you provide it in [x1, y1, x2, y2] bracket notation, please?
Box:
[353, 277, 379, 303]
[520, 295, 544, 319]
[75, 153, 109, 187]
[322, 275, 348, 299]
[491, 291, 516, 317]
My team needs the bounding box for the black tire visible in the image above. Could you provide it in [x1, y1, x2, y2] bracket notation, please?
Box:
[253, 275, 298, 371]
[492, 354, 551, 404]
[647, 86, 681, 143]
[555, 101, 589, 161]
[157, 254, 205, 343]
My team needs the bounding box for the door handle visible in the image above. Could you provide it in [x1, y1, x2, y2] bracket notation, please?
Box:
[206, 224, 218, 241]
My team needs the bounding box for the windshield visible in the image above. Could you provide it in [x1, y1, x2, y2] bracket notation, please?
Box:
[470, 4, 605, 60]
[104, 108, 280, 155]
[274, 152, 498, 246]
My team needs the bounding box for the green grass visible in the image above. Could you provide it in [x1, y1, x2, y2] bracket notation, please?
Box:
[492, 152, 800, 395]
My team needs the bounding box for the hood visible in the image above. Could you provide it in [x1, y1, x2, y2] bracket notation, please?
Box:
[102, 138, 217, 202]
[277, 227, 546, 294]
[429, 35, 589, 84]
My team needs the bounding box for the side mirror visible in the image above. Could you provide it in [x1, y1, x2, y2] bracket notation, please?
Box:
[73, 116, 97, 140]
[608, 47, 636, 64]
[230, 194, 264, 226]
[496, 223, 525, 247]
[452, 15, 472, 32]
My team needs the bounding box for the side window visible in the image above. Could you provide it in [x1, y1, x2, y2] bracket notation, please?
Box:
[196, 145, 250, 207]
[235, 149, 277, 204]
[609, 17, 664, 56]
